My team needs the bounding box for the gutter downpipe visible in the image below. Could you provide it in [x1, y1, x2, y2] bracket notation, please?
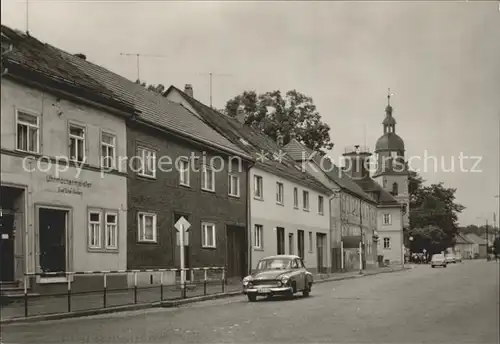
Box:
[328, 189, 342, 272]
[247, 161, 255, 276]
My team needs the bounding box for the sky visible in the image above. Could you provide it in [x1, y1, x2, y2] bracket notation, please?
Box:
[2, 0, 499, 226]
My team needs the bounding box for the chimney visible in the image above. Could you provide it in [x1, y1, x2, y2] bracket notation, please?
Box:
[184, 84, 193, 98]
[276, 130, 284, 147]
[236, 105, 246, 124]
[74, 53, 86, 60]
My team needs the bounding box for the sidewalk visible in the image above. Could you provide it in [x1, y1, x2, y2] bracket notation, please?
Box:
[1, 265, 408, 323]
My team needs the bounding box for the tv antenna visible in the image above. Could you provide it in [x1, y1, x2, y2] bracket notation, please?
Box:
[26, 0, 30, 34]
[119, 53, 169, 81]
[197, 72, 233, 108]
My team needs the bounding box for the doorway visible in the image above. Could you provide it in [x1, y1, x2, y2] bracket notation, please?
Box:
[316, 233, 327, 273]
[39, 208, 68, 277]
[297, 230, 305, 260]
[276, 227, 285, 255]
[226, 225, 246, 279]
[0, 211, 15, 281]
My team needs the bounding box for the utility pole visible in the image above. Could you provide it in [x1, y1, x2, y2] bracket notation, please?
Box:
[120, 53, 170, 82]
[198, 72, 232, 108]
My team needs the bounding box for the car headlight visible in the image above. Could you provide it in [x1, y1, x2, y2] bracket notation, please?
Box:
[243, 276, 252, 285]
[281, 276, 289, 285]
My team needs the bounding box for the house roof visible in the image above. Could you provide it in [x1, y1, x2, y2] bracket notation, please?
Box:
[58, 54, 251, 159]
[455, 233, 474, 245]
[464, 233, 487, 245]
[284, 139, 376, 204]
[352, 177, 400, 206]
[165, 86, 332, 194]
[1, 25, 134, 114]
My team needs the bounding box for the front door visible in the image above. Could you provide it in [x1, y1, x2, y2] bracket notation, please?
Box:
[39, 208, 67, 276]
[226, 226, 246, 279]
[316, 233, 326, 273]
[0, 211, 15, 281]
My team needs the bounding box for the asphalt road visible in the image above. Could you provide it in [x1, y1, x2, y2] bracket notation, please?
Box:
[2, 260, 499, 344]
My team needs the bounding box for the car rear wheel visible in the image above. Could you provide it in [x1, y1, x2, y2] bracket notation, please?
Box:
[247, 294, 257, 302]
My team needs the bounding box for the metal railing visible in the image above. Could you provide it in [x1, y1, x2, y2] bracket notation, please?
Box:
[16, 267, 228, 318]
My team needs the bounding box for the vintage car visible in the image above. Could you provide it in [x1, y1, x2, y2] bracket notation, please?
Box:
[431, 253, 447, 268]
[242, 255, 313, 302]
[455, 252, 463, 262]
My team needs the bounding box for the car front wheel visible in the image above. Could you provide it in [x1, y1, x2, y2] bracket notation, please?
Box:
[247, 294, 257, 302]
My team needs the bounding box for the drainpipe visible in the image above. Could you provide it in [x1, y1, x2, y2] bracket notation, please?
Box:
[359, 198, 363, 275]
[328, 189, 342, 272]
[246, 161, 255, 276]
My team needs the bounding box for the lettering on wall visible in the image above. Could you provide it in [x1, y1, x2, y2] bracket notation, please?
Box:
[46, 175, 92, 195]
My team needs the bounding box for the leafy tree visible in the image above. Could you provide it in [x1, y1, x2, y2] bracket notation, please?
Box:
[224, 90, 333, 152]
[135, 79, 166, 94]
[408, 171, 465, 254]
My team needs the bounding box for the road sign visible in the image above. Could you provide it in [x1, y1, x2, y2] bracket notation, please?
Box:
[174, 216, 191, 232]
[174, 216, 191, 290]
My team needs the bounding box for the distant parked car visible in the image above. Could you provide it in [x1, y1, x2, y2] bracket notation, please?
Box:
[242, 255, 313, 302]
[445, 253, 456, 264]
[431, 254, 447, 268]
[455, 253, 463, 262]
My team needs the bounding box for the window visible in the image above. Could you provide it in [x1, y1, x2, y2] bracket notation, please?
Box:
[69, 124, 85, 162]
[392, 182, 399, 196]
[288, 233, 294, 255]
[16, 111, 39, 153]
[303, 190, 310, 211]
[254, 175, 263, 199]
[318, 195, 324, 215]
[201, 165, 215, 191]
[383, 237, 391, 249]
[293, 187, 298, 209]
[101, 132, 116, 169]
[88, 211, 102, 249]
[202, 222, 216, 248]
[383, 213, 392, 225]
[179, 159, 190, 186]
[137, 147, 156, 178]
[228, 174, 240, 197]
[254, 224, 263, 249]
[105, 212, 118, 249]
[138, 212, 157, 242]
[276, 182, 284, 204]
[308, 232, 313, 252]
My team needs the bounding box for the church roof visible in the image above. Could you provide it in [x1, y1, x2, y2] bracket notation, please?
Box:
[375, 132, 405, 152]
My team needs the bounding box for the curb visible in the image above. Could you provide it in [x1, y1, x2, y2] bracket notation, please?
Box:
[1, 267, 409, 324]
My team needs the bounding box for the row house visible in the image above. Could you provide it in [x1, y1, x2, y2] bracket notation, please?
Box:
[0, 26, 134, 292]
[284, 140, 379, 271]
[63, 49, 253, 283]
[165, 85, 332, 273]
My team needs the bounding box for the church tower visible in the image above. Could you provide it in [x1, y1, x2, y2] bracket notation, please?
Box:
[372, 90, 409, 230]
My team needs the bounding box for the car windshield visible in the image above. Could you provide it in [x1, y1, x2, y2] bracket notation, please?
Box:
[256, 258, 292, 271]
[432, 254, 444, 260]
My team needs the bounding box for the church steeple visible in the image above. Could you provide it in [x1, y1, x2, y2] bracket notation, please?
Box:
[383, 89, 396, 134]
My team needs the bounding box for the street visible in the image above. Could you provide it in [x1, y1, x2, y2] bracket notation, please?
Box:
[2, 260, 498, 344]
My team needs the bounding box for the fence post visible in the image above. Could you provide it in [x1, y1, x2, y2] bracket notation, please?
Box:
[67, 273, 72, 312]
[103, 273, 107, 308]
[160, 271, 164, 301]
[204, 268, 207, 296]
[134, 271, 138, 304]
[23, 274, 28, 317]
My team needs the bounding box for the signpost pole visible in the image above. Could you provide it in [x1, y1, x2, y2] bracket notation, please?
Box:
[358, 241, 363, 274]
[179, 224, 185, 292]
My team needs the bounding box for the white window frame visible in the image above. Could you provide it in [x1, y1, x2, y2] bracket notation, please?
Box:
[383, 237, 391, 249]
[137, 212, 157, 243]
[303, 190, 310, 211]
[383, 213, 392, 225]
[201, 222, 216, 248]
[137, 147, 156, 178]
[293, 187, 299, 209]
[88, 210, 102, 249]
[318, 195, 324, 215]
[276, 182, 284, 205]
[101, 131, 116, 169]
[104, 212, 118, 249]
[69, 123, 86, 162]
[254, 224, 263, 249]
[16, 110, 40, 154]
[179, 158, 190, 187]
[228, 173, 240, 197]
[254, 175, 263, 199]
[201, 165, 215, 192]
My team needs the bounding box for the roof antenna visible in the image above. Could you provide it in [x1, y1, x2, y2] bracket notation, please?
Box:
[26, 0, 30, 35]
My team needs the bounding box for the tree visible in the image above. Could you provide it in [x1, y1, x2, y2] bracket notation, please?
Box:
[135, 79, 166, 94]
[493, 236, 500, 258]
[408, 171, 465, 254]
[224, 90, 334, 152]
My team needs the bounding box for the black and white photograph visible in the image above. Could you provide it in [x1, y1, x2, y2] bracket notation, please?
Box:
[0, 0, 499, 343]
